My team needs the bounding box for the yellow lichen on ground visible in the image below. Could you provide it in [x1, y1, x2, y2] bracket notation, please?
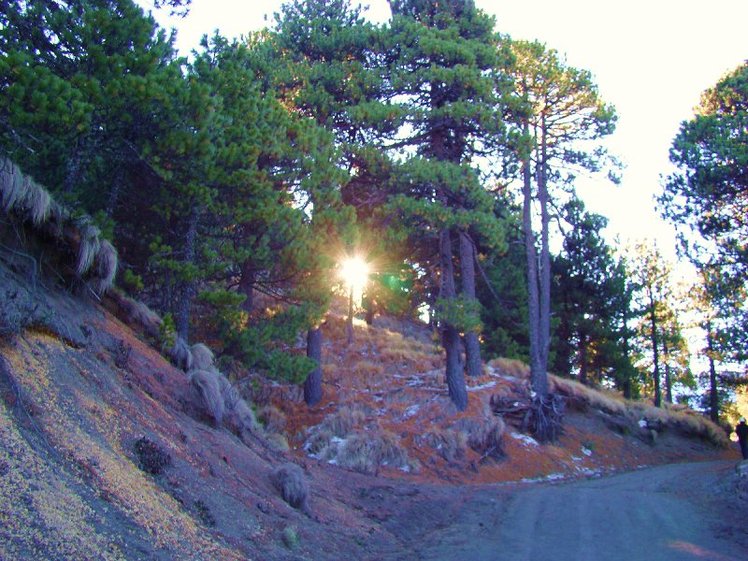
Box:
[2, 333, 247, 561]
[0, 400, 127, 561]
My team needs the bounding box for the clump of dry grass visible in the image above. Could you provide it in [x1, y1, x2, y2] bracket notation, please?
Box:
[304, 429, 336, 460]
[108, 289, 163, 338]
[257, 404, 286, 434]
[453, 416, 506, 460]
[1, 157, 118, 294]
[90, 239, 118, 294]
[626, 402, 729, 447]
[319, 406, 366, 437]
[190, 343, 214, 371]
[188, 369, 224, 426]
[335, 430, 411, 474]
[270, 463, 310, 513]
[420, 428, 468, 463]
[169, 337, 193, 371]
[550, 375, 627, 416]
[489, 357, 530, 379]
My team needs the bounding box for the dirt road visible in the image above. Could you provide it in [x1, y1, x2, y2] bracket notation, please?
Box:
[381, 461, 746, 561]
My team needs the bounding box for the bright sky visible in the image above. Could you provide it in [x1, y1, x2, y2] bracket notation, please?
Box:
[141, 0, 748, 260]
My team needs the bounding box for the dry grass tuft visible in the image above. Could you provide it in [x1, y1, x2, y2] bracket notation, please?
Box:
[453, 416, 506, 460]
[626, 402, 729, 447]
[420, 428, 468, 463]
[336, 430, 410, 474]
[74, 219, 102, 277]
[190, 343, 214, 371]
[0, 157, 28, 212]
[489, 357, 530, 379]
[108, 289, 163, 338]
[266, 432, 290, 452]
[26, 182, 52, 226]
[187, 369, 224, 426]
[320, 406, 366, 438]
[270, 463, 310, 512]
[550, 375, 627, 416]
[169, 337, 193, 371]
[304, 429, 336, 460]
[91, 239, 118, 294]
[257, 404, 286, 434]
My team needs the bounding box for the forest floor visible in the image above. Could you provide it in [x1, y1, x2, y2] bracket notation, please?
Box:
[0, 248, 745, 560]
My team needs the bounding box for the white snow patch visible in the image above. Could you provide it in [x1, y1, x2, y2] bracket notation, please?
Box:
[521, 472, 566, 484]
[467, 381, 497, 392]
[571, 456, 583, 462]
[509, 431, 539, 447]
[403, 404, 420, 419]
[638, 418, 648, 428]
[582, 447, 593, 456]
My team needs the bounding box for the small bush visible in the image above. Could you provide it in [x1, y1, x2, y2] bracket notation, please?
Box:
[320, 406, 366, 438]
[257, 404, 286, 434]
[133, 437, 171, 475]
[266, 432, 290, 452]
[194, 499, 216, 527]
[0, 288, 39, 339]
[453, 417, 505, 460]
[304, 429, 336, 460]
[422, 429, 467, 463]
[281, 526, 299, 550]
[336, 431, 410, 474]
[270, 463, 309, 512]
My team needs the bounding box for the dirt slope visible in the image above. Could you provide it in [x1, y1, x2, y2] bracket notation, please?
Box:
[0, 250, 743, 560]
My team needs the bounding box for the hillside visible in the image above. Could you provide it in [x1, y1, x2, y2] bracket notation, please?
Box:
[1, 232, 742, 560]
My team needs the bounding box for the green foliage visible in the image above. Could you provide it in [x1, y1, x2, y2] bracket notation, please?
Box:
[660, 61, 748, 368]
[551, 197, 636, 389]
[158, 313, 176, 350]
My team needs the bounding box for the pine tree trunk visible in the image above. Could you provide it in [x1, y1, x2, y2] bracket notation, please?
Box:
[538, 118, 552, 377]
[238, 262, 256, 313]
[662, 336, 673, 404]
[706, 323, 719, 423]
[578, 332, 588, 385]
[459, 230, 481, 377]
[175, 206, 199, 341]
[440, 229, 467, 411]
[649, 294, 661, 407]
[304, 327, 323, 406]
[522, 142, 547, 399]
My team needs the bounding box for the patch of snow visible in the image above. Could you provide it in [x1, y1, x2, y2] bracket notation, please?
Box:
[582, 447, 593, 456]
[571, 456, 583, 462]
[521, 472, 566, 484]
[638, 418, 648, 428]
[467, 381, 497, 392]
[576, 467, 601, 477]
[509, 432, 539, 447]
[403, 404, 420, 419]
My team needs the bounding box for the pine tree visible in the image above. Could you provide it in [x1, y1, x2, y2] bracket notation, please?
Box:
[379, 0, 510, 409]
[507, 39, 617, 408]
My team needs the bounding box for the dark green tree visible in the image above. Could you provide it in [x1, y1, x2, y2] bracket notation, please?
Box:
[508, 39, 617, 408]
[551, 198, 635, 390]
[379, 0, 511, 410]
[659, 61, 748, 367]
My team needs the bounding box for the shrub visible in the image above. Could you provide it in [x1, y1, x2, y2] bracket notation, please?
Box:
[270, 463, 309, 513]
[320, 406, 366, 438]
[336, 431, 410, 475]
[257, 404, 286, 434]
[422, 429, 467, 463]
[281, 526, 299, 550]
[133, 436, 171, 475]
[453, 417, 505, 460]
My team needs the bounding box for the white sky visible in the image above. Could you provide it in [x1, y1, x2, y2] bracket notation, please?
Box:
[141, 0, 748, 260]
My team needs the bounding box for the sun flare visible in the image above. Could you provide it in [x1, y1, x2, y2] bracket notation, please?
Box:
[339, 256, 370, 295]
